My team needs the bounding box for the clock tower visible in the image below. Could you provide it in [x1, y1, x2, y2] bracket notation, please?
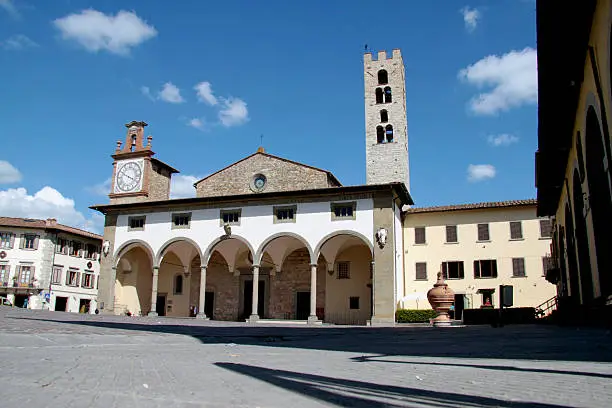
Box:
[109, 121, 179, 204]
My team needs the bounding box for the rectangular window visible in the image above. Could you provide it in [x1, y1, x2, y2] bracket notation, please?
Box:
[542, 256, 554, 276]
[70, 241, 82, 257]
[415, 262, 427, 280]
[474, 259, 498, 278]
[510, 221, 523, 240]
[512, 258, 526, 277]
[274, 205, 297, 224]
[85, 244, 98, 260]
[414, 227, 426, 244]
[56, 238, 68, 254]
[349, 296, 360, 310]
[337, 261, 350, 279]
[0, 264, 8, 282]
[540, 219, 553, 238]
[22, 234, 37, 250]
[442, 261, 464, 279]
[0, 232, 14, 249]
[81, 273, 94, 289]
[128, 216, 145, 231]
[446, 225, 458, 243]
[51, 267, 62, 284]
[221, 209, 241, 225]
[66, 270, 80, 287]
[477, 224, 490, 241]
[331, 202, 356, 221]
[172, 213, 192, 229]
[18, 265, 32, 284]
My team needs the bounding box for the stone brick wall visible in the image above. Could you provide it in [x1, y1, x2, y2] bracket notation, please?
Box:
[195, 153, 337, 198]
[364, 49, 410, 191]
[268, 248, 326, 319]
[206, 252, 240, 321]
[148, 161, 171, 201]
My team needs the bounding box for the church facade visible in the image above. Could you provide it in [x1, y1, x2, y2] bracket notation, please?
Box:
[92, 49, 556, 324]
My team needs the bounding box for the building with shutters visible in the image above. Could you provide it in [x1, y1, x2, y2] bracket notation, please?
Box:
[0, 217, 102, 313]
[88, 48, 556, 324]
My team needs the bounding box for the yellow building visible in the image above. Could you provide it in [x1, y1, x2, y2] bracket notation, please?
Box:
[535, 0, 612, 322]
[402, 200, 556, 318]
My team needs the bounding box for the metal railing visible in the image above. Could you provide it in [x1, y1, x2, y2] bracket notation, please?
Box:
[535, 296, 558, 318]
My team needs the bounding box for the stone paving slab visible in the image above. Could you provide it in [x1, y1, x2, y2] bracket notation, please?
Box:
[0, 308, 611, 407]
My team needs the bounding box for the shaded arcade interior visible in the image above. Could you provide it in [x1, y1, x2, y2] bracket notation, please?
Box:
[112, 233, 373, 324]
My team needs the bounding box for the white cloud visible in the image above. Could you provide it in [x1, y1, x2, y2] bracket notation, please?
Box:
[0, 0, 19, 18]
[140, 86, 154, 100]
[1, 34, 38, 50]
[0, 160, 22, 183]
[219, 97, 249, 127]
[194, 81, 218, 106]
[53, 9, 157, 56]
[158, 82, 184, 103]
[487, 134, 519, 147]
[458, 47, 537, 115]
[461, 7, 480, 32]
[467, 164, 496, 182]
[170, 175, 202, 199]
[187, 118, 207, 131]
[86, 178, 111, 196]
[0, 186, 102, 233]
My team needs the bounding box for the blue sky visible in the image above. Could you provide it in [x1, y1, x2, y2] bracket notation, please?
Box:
[0, 0, 538, 232]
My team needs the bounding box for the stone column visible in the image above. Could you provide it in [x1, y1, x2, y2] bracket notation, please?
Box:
[148, 266, 159, 316]
[197, 266, 209, 319]
[308, 263, 319, 324]
[249, 265, 260, 322]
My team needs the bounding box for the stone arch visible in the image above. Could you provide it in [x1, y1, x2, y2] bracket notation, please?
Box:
[255, 232, 315, 265]
[113, 239, 156, 268]
[572, 169, 593, 303]
[313, 230, 373, 259]
[155, 236, 204, 266]
[203, 235, 255, 265]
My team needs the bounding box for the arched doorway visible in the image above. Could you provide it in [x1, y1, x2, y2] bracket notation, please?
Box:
[203, 236, 255, 321]
[113, 241, 154, 316]
[156, 238, 203, 317]
[572, 170, 593, 303]
[315, 232, 373, 325]
[584, 107, 612, 298]
[256, 234, 320, 321]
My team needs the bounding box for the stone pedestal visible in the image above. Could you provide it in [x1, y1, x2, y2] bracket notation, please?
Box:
[427, 271, 455, 327]
[196, 313, 209, 320]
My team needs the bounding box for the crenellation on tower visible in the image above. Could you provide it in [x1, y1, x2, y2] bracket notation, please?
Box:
[363, 48, 410, 193]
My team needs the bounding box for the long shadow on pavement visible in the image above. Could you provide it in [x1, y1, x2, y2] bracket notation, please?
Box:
[8, 311, 612, 365]
[214, 362, 570, 408]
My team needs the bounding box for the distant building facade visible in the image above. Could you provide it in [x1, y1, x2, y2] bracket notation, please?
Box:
[402, 201, 556, 316]
[0, 217, 102, 313]
[535, 0, 612, 321]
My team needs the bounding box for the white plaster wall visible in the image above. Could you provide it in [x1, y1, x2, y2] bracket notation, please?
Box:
[113, 198, 375, 263]
[402, 206, 556, 310]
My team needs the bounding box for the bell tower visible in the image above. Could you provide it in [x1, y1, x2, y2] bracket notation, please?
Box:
[364, 49, 410, 192]
[109, 121, 179, 204]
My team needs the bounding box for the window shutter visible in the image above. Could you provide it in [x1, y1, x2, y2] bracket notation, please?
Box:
[34, 235, 39, 250]
[66, 271, 71, 285]
[76, 272, 81, 286]
[473, 260, 479, 278]
[19, 234, 25, 249]
[30, 266, 36, 282]
[459, 262, 464, 278]
[9, 233, 15, 248]
[63, 241, 68, 255]
[441, 262, 448, 278]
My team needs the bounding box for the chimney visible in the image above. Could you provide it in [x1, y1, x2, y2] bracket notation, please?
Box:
[46, 218, 57, 226]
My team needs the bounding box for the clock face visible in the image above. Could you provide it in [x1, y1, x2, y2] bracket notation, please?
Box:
[116, 161, 143, 192]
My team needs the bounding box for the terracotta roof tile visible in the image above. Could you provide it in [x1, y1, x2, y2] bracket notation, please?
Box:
[0, 217, 102, 240]
[404, 199, 538, 214]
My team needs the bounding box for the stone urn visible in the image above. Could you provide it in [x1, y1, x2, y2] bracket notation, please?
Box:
[427, 271, 455, 327]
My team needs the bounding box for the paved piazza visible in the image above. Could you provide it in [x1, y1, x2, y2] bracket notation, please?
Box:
[0, 308, 611, 407]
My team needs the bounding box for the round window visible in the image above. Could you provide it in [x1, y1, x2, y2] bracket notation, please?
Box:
[250, 173, 267, 192]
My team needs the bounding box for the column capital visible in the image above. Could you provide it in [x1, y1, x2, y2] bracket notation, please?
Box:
[153, 265, 160, 270]
[310, 263, 318, 268]
[200, 265, 207, 271]
[252, 264, 260, 269]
